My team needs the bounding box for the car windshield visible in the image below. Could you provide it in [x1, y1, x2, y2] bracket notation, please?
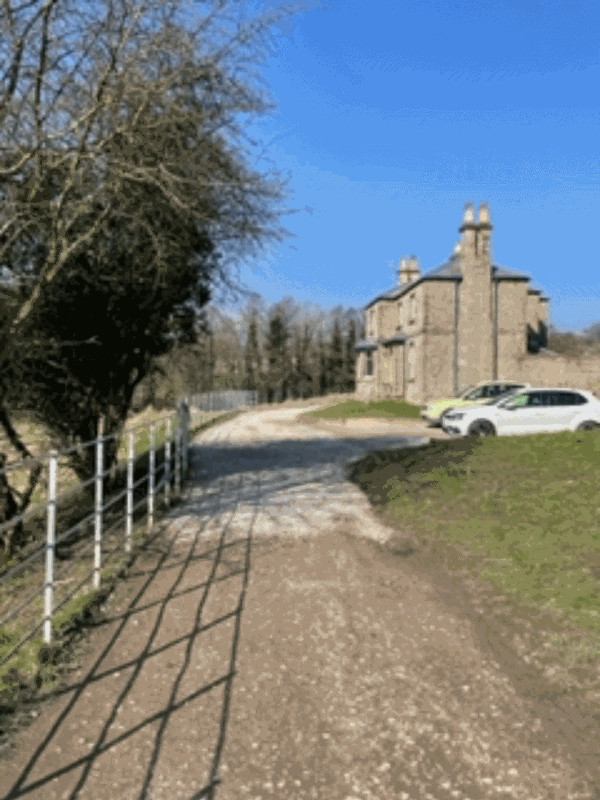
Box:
[455, 385, 474, 398]
[498, 392, 529, 409]
[486, 388, 522, 406]
[462, 386, 486, 400]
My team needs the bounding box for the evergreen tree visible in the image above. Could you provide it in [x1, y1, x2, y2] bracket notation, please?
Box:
[316, 331, 328, 396]
[344, 318, 357, 392]
[243, 311, 262, 392]
[294, 323, 313, 399]
[329, 318, 345, 392]
[266, 309, 290, 403]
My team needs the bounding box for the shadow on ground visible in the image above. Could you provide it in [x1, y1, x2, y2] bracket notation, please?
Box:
[0, 471, 271, 800]
[190, 432, 435, 483]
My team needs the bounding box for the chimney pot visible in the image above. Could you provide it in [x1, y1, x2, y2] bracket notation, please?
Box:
[479, 202, 492, 227]
[399, 254, 420, 285]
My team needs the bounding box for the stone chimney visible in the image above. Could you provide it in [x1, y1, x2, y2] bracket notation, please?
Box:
[478, 202, 493, 264]
[399, 254, 420, 285]
[459, 202, 478, 257]
[456, 201, 493, 388]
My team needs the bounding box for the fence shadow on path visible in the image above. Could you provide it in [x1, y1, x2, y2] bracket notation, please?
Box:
[190, 432, 432, 484]
[2, 427, 437, 800]
[1, 469, 264, 800]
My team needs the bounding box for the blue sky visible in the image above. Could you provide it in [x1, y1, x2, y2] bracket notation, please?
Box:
[228, 0, 600, 333]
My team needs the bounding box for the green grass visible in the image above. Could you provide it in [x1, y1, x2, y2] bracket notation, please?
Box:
[305, 398, 422, 419]
[348, 429, 600, 651]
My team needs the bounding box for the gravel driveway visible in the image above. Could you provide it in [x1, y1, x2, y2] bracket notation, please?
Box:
[1, 404, 598, 800]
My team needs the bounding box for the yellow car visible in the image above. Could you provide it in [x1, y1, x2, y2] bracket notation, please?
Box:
[421, 381, 530, 426]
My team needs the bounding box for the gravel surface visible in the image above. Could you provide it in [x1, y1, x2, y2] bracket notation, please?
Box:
[1, 404, 598, 800]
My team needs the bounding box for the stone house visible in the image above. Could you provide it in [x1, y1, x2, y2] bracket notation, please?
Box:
[355, 203, 550, 405]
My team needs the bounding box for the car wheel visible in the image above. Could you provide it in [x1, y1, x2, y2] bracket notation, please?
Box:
[576, 420, 600, 431]
[439, 408, 454, 427]
[467, 419, 496, 437]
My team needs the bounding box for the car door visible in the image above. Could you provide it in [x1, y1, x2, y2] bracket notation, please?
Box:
[531, 391, 571, 432]
[493, 391, 531, 434]
[552, 391, 589, 430]
[496, 391, 553, 435]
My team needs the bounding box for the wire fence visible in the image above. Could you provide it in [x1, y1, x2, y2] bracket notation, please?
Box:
[189, 390, 258, 413]
[0, 404, 213, 671]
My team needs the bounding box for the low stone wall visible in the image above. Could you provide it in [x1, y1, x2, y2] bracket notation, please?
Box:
[357, 352, 600, 403]
[516, 354, 600, 392]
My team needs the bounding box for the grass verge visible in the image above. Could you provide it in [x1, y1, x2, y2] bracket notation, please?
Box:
[303, 398, 422, 420]
[347, 429, 600, 691]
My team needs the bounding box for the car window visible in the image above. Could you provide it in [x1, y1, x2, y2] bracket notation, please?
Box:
[492, 388, 521, 404]
[527, 393, 543, 407]
[528, 392, 554, 407]
[555, 391, 588, 406]
[504, 393, 529, 409]
[463, 387, 485, 400]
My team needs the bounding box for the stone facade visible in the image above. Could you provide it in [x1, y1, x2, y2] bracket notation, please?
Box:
[355, 203, 550, 405]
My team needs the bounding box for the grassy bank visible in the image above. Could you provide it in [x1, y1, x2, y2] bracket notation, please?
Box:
[304, 398, 422, 420]
[348, 430, 600, 683]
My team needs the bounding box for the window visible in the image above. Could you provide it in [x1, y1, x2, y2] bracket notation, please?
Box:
[365, 351, 374, 376]
[408, 342, 416, 380]
[463, 386, 486, 401]
[555, 392, 587, 406]
[504, 393, 529, 409]
[409, 293, 417, 322]
[527, 392, 549, 407]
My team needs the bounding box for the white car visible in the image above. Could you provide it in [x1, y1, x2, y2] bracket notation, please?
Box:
[442, 388, 600, 438]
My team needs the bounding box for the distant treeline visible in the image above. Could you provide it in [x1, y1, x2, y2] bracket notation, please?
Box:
[137, 296, 366, 408]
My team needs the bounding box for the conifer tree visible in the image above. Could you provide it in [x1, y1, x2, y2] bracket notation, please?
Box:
[344, 318, 357, 392]
[266, 309, 290, 403]
[329, 318, 345, 392]
[243, 311, 262, 393]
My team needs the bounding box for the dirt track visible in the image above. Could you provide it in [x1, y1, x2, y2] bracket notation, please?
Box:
[1, 404, 599, 800]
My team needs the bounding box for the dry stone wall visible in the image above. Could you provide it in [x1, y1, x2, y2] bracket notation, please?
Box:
[516, 353, 600, 393]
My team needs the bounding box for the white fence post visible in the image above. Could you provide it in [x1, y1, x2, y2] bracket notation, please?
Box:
[164, 418, 171, 508]
[148, 423, 155, 531]
[93, 417, 104, 590]
[44, 451, 58, 644]
[181, 403, 190, 481]
[125, 430, 134, 553]
[174, 414, 181, 497]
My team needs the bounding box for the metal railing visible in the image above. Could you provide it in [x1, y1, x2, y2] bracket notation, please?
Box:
[0, 405, 210, 668]
[189, 390, 258, 413]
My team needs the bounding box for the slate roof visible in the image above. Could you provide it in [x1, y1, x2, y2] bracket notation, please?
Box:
[354, 332, 408, 352]
[381, 332, 407, 345]
[354, 337, 379, 351]
[364, 256, 536, 310]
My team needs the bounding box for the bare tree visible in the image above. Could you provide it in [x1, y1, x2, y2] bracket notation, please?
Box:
[0, 0, 300, 552]
[1, 0, 297, 342]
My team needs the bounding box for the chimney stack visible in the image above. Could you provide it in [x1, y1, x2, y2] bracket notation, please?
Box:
[459, 202, 477, 256]
[399, 254, 420, 285]
[478, 202, 493, 262]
